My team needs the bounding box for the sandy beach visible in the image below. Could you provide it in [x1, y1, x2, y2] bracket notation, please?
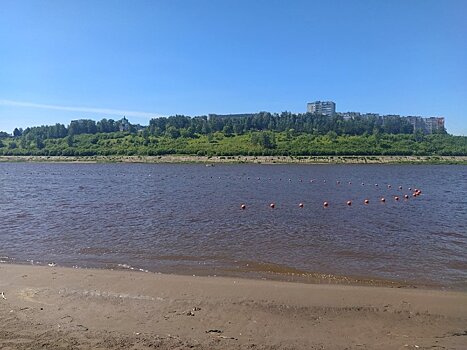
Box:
[1, 155, 466, 164]
[0, 264, 466, 349]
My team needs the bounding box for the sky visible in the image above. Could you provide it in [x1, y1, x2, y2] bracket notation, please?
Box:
[1, 0, 466, 135]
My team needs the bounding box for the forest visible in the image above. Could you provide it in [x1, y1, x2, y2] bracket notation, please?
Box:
[0, 113, 466, 157]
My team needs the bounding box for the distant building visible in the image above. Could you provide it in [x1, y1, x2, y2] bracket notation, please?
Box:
[119, 117, 130, 132]
[335, 112, 445, 134]
[208, 113, 255, 120]
[307, 101, 336, 116]
[336, 112, 362, 120]
[406, 116, 445, 134]
[322, 100, 445, 134]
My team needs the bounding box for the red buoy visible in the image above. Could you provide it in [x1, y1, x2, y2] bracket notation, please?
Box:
[364, 199, 369, 204]
[270, 203, 275, 209]
[241, 204, 246, 210]
[347, 200, 352, 206]
[299, 203, 304, 208]
[323, 201, 329, 207]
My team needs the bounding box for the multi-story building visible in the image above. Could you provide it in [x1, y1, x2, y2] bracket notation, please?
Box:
[119, 117, 131, 132]
[426, 117, 445, 133]
[337, 112, 362, 120]
[208, 113, 255, 120]
[406, 116, 445, 134]
[315, 100, 445, 134]
[307, 101, 336, 116]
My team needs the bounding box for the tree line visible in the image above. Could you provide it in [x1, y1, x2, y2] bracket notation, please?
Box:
[148, 112, 421, 137]
[4, 112, 441, 141]
[0, 113, 463, 157]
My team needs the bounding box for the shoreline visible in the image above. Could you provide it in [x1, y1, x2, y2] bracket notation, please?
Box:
[1, 264, 466, 349]
[0, 259, 447, 292]
[0, 259, 429, 291]
[1, 154, 467, 164]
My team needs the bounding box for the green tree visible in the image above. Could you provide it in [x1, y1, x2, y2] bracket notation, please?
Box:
[222, 124, 234, 136]
[13, 128, 23, 137]
[165, 126, 180, 139]
[66, 135, 74, 147]
[251, 131, 276, 149]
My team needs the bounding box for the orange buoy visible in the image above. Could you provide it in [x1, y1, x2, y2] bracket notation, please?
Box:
[299, 203, 304, 208]
[394, 196, 399, 201]
[381, 197, 386, 202]
[417, 189, 422, 194]
[270, 203, 275, 209]
[323, 201, 329, 207]
[241, 204, 246, 210]
[364, 199, 369, 204]
[347, 200, 352, 206]
[413, 192, 417, 197]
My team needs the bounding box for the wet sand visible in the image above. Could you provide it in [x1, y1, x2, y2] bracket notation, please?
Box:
[1, 264, 466, 349]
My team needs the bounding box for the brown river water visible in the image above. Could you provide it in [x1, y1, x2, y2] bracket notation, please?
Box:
[0, 163, 466, 289]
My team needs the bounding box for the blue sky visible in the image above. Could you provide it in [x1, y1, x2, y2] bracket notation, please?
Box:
[1, 0, 466, 134]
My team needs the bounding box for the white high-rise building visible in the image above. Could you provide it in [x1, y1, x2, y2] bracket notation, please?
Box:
[307, 101, 336, 116]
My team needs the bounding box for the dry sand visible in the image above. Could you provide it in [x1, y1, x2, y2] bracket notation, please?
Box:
[0, 264, 466, 350]
[1, 155, 466, 164]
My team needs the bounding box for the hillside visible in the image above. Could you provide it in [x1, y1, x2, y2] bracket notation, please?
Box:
[0, 114, 466, 157]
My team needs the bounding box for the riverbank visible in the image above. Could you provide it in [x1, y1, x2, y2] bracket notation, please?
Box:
[1, 154, 467, 164]
[0, 264, 466, 350]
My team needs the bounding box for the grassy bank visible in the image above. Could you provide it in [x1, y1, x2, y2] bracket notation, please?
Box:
[1, 131, 466, 158]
